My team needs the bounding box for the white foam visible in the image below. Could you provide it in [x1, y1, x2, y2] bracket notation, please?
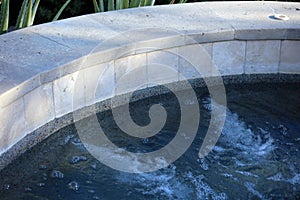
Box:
[289, 174, 300, 185]
[244, 182, 266, 199]
[278, 124, 288, 136]
[201, 95, 275, 159]
[221, 173, 239, 182]
[212, 146, 226, 153]
[201, 96, 275, 159]
[200, 96, 279, 195]
[267, 172, 284, 182]
[233, 158, 247, 167]
[223, 111, 274, 158]
[267, 172, 300, 185]
[115, 163, 228, 199]
[186, 172, 227, 200]
[235, 170, 258, 178]
[116, 165, 193, 199]
[85, 141, 174, 173]
[198, 158, 209, 170]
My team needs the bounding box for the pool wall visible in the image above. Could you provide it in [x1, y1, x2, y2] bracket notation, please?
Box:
[0, 1, 299, 169]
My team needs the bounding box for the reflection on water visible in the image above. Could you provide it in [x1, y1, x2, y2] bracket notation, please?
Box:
[0, 83, 299, 199]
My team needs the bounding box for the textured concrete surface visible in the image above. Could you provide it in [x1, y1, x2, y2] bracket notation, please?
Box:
[53, 72, 85, 117]
[83, 61, 115, 106]
[115, 53, 147, 95]
[0, 1, 299, 169]
[280, 40, 300, 73]
[179, 43, 213, 80]
[23, 83, 55, 132]
[213, 41, 246, 76]
[147, 48, 179, 85]
[245, 40, 281, 74]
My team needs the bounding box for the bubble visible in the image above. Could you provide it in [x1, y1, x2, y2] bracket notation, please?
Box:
[70, 156, 88, 164]
[64, 134, 75, 144]
[42, 173, 48, 181]
[88, 189, 95, 193]
[68, 181, 79, 191]
[72, 138, 82, 145]
[71, 138, 85, 149]
[39, 164, 47, 170]
[24, 187, 32, 192]
[3, 184, 10, 190]
[37, 183, 45, 187]
[91, 163, 97, 170]
[201, 96, 212, 111]
[278, 124, 288, 136]
[142, 138, 149, 144]
[50, 170, 64, 179]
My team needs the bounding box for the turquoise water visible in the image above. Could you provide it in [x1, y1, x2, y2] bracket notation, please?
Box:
[0, 82, 299, 199]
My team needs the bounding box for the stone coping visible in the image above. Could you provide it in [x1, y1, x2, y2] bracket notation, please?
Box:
[0, 1, 300, 169]
[1, 1, 300, 103]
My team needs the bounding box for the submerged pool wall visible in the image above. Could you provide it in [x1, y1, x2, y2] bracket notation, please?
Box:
[0, 1, 300, 169]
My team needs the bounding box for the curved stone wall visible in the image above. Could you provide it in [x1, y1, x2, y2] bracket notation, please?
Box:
[0, 1, 299, 169]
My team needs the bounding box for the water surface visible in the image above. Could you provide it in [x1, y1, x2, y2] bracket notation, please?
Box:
[0, 83, 299, 199]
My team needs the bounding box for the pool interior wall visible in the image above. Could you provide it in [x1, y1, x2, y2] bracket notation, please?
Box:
[1, 74, 300, 171]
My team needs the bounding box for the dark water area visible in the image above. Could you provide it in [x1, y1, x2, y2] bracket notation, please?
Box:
[0, 82, 299, 199]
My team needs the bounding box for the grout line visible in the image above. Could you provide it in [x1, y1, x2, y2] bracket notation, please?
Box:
[278, 40, 283, 74]
[243, 40, 248, 74]
[51, 81, 57, 119]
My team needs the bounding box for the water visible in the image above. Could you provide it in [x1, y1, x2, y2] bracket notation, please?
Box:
[0, 82, 300, 199]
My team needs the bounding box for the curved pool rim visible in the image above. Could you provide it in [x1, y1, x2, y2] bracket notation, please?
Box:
[0, 1, 299, 170]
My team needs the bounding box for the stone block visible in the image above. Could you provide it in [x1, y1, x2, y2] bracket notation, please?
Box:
[114, 54, 147, 95]
[0, 74, 40, 109]
[0, 98, 27, 154]
[24, 83, 55, 131]
[280, 40, 300, 74]
[245, 40, 280, 74]
[147, 48, 179, 86]
[179, 43, 213, 80]
[53, 72, 85, 117]
[213, 41, 246, 76]
[84, 61, 115, 106]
